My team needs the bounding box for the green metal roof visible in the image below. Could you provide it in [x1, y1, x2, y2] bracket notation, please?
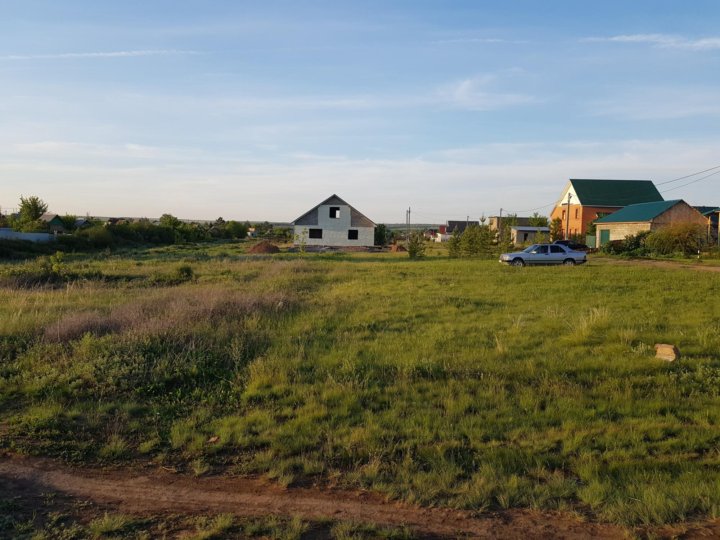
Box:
[595, 200, 681, 224]
[694, 206, 720, 216]
[570, 179, 663, 206]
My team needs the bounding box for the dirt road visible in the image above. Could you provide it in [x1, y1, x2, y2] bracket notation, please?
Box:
[0, 454, 629, 539]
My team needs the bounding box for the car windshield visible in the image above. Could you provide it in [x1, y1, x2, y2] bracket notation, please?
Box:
[522, 245, 539, 253]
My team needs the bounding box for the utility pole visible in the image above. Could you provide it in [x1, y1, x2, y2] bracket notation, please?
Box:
[564, 193, 572, 240]
[498, 208, 503, 244]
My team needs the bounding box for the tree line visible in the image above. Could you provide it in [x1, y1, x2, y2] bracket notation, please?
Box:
[0, 195, 291, 249]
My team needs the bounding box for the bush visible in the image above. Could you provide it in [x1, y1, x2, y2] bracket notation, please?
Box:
[80, 225, 116, 249]
[645, 224, 705, 256]
[601, 231, 651, 256]
[150, 264, 196, 285]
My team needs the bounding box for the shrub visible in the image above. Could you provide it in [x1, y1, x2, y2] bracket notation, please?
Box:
[601, 231, 651, 256]
[150, 264, 195, 285]
[645, 224, 705, 256]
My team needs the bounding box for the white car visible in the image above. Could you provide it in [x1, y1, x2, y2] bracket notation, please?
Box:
[499, 243, 587, 267]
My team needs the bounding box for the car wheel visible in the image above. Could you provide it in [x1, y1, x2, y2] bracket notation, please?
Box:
[512, 258, 525, 267]
[563, 258, 576, 266]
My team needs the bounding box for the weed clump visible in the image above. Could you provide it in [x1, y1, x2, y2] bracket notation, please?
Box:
[149, 264, 196, 285]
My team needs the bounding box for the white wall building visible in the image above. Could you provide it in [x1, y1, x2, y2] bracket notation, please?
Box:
[510, 226, 550, 246]
[292, 194, 375, 247]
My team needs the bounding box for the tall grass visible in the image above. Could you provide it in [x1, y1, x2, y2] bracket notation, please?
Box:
[2, 248, 720, 525]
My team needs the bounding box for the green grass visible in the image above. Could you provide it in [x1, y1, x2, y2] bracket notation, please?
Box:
[2, 244, 720, 527]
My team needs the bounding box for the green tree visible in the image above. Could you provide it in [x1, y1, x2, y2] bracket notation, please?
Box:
[159, 214, 182, 229]
[59, 214, 77, 231]
[18, 195, 48, 222]
[407, 231, 426, 259]
[528, 212, 549, 227]
[460, 225, 482, 256]
[447, 229, 461, 258]
[374, 224, 389, 246]
[224, 220, 248, 239]
[550, 218, 563, 241]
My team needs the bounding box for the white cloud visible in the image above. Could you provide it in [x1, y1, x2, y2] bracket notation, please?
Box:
[583, 34, 720, 50]
[437, 75, 536, 111]
[0, 50, 199, 60]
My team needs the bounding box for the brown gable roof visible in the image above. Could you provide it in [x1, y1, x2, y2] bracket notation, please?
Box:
[292, 194, 375, 227]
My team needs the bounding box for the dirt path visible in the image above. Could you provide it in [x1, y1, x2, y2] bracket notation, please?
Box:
[0, 454, 628, 539]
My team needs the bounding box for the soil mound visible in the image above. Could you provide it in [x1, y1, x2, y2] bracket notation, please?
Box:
[390, 244, 407, 253]
[248, 241, 280, 254]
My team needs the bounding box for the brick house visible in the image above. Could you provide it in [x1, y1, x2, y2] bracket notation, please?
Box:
[550, 179, 663, 238]
[595, 199, 706, 246]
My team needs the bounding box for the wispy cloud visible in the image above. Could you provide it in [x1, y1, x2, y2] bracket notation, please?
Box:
[437, 75, 536, 111]
[583, 33, 720, 50]
[0, 49, 199, 60]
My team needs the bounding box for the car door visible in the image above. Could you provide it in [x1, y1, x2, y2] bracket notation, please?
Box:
[530, 244, 550, 264]
[549, 244, 566, 264]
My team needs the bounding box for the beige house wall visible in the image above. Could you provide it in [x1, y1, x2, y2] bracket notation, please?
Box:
[596, 223, 651, 244]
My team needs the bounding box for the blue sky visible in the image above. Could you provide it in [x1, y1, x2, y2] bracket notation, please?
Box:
[1, 1, 719, 222]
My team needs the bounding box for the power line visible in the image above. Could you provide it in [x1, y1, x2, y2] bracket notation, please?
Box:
[656, 164, 720, 186]
[660, 169, 720, 194]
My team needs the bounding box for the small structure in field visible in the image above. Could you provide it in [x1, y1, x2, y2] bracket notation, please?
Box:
[40, 213, 66, 233]
[292, 194, 375, 247]
[434, 220, 477, 242]
[510, 226, 550, 246]
[594, 199, 707, 247]
[655, 344, 680, 362]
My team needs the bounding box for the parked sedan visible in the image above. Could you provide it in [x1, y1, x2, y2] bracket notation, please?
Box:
[499, 243, 587, 266]
[553, 239, 590, 251]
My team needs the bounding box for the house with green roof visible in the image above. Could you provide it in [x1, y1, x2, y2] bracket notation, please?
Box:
[594, 199, 706, 246]
[550, 179, 663, 239]
[694, 206, 720, 245]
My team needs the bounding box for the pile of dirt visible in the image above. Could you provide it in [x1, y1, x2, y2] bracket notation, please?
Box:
[248, 241, 280, 254]
[390, 244, 407, 253]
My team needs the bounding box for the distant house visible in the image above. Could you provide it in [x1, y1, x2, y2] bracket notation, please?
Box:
[510, 226, 550, 246]
[694, 206, 720, 244]
[595, 199, 706, 247]
[550, 179, 664, 238]
[434, 220, 477, 242]
[75, 217, 92, 229]
[488, 216, 532, 232]
[39, 213, 66, 233]
[292, 194, 375, 247]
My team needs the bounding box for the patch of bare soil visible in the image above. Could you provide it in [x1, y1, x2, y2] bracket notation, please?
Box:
[0, 455, 633, 539]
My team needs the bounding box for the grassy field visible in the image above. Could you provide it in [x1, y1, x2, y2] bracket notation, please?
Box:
[1, 243, 720, 532]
